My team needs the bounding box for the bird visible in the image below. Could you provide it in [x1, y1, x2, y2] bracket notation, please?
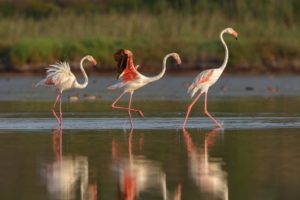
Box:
[182, 27, 238, 129]
[36, 55, 97, 127]
[82, 93, 101, 101]
[107, 49, 181, 128]
[68, 92, 80, 102]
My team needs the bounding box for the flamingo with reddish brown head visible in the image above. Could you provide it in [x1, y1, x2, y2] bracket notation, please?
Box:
[108, 49, 181, 128]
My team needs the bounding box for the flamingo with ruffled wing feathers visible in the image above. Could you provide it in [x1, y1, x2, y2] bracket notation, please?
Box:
[182, 28, 238, 129]
[108, 49, 181, 128]
[36, 55, 97, 127]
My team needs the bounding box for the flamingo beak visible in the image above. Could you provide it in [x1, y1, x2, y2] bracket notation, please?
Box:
[233, 32, 238, 40]
[176, 58, 182, 65]
[91, 59, 97, 67]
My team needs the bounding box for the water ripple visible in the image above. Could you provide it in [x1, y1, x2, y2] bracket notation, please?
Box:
[0, 116, 299, 131]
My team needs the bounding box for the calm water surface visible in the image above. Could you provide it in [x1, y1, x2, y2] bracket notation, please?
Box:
[0, 128, 300, 200]
[0, 75, 300, 200]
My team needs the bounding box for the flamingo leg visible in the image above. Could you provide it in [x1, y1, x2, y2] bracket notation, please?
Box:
[52, 91, 62, 126]
[59, 92, 62, 127]
[182, 92, 202, 128]
[112, 91, 144, 117]
[204, 92, 223, 128]
[128, 92, 134, 128]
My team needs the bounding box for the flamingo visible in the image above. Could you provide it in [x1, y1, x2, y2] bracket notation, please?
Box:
[182, 27, 238, 129]
[36, 55, 97, 127]
[108, 49, 181, 128]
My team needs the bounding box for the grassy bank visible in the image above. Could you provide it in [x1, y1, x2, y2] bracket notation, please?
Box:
[0, 11, 299, 73]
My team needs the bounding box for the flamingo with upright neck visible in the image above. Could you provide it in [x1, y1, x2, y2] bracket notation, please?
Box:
[36, 55, 97, 127]
[108, 49, 181, 128]
[182, 27, 238, 129]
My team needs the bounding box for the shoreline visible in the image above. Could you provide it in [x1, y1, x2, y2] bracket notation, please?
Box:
[1, 67, 300, 76]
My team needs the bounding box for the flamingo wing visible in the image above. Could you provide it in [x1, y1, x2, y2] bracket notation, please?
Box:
[115, 50, 127, 79]
[36, 62, 76, 89]
[114, 50, 138, 82]
[121, 62, 138, 83]
[194, 69, 214, 85]
[187, 69, 214, 97]
[47, 62, 75, 85]
[107, 63, 138, 90]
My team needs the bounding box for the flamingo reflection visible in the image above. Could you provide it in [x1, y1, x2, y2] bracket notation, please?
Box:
[112, 129, 181, 200]
[182, 128, 228, 200]
[45, 128, 97, 200]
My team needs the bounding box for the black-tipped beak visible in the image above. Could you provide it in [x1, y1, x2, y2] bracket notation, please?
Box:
[176, 58, 182, 65]
[235, 37, 238, 40]
[91, 59, 97, 67]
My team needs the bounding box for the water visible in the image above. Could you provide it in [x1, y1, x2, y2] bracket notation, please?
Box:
[1, 75, 300, 101]
[1, 128, 300, 200]
[0, 75, 300, 200]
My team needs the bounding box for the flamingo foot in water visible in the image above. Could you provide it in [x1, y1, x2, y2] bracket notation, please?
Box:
[52, 109, 61, 126]
[59, 112, 63, 127]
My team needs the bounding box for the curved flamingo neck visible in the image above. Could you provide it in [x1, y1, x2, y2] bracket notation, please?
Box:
[147, 53, 175, 83]
[219, 30, 229, 72]
[74, 56, 89, 89]
[127, 55, 134, 67]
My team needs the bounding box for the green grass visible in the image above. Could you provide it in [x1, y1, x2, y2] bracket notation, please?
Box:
[0, 11, 299, 73]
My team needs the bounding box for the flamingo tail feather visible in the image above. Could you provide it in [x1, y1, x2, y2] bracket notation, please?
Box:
[107, 82, 125, 90]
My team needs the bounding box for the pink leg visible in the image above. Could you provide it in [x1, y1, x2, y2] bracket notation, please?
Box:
[182, 93, 202, 129]
[204, 92, 223, 129]
[112, 91, 144, 117]
[52, 91, 62, 126]
[128, 92, 134, 128]
[59, 93, 62, 127]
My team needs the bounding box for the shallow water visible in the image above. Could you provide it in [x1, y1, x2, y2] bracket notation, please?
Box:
[1, 75, 300, 101]
[0, 128, 300, 200]
[0, 116, 300, 130]
[0, 75, 300, 200]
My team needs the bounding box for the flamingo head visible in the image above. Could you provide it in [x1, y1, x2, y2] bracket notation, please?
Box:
[124, 49, 133, 57]
[226, 27, 238, 40]
[114, 49, 131, 79]
[172, 53, 182, 65]
[86, 55, 97, 66]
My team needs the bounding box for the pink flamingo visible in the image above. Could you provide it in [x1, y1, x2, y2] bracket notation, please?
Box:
[36, 55, 97, 127]
[182, 28, 238, 129]
[108, 49, 181, 128]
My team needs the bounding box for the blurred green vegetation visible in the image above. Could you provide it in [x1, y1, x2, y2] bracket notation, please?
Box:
[0, 0, 299, 73]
